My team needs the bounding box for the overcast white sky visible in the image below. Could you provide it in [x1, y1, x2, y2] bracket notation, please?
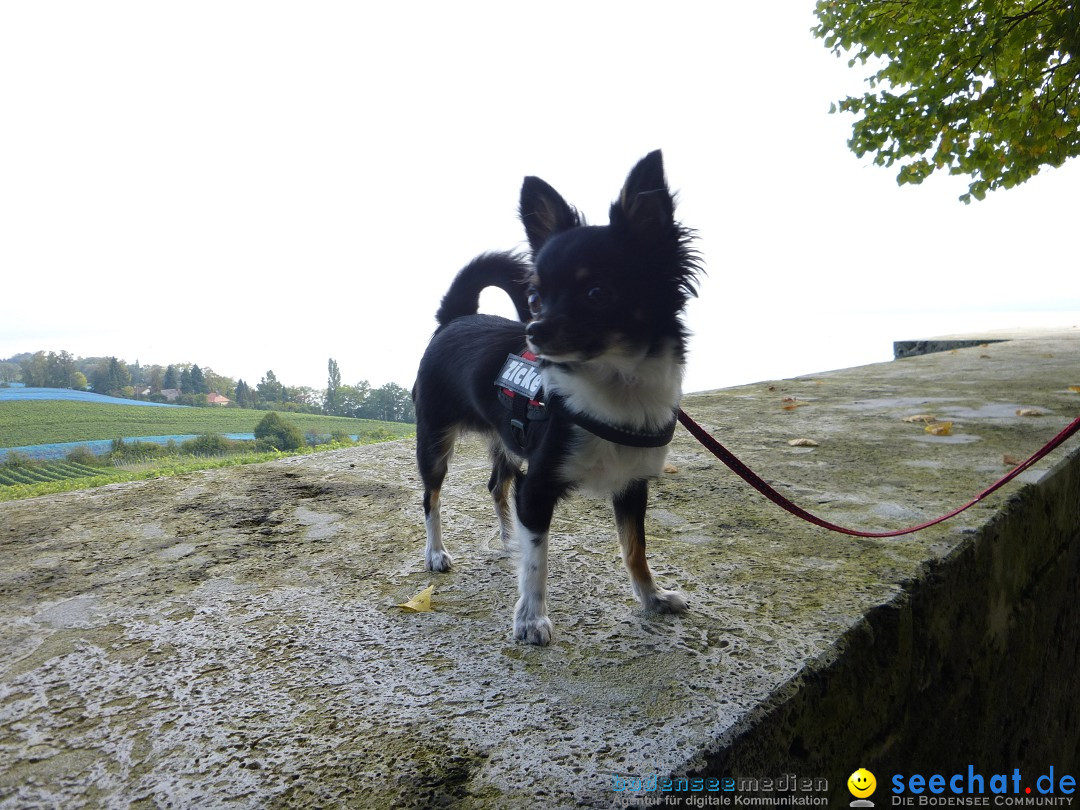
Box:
[2, 1, 1077, 395]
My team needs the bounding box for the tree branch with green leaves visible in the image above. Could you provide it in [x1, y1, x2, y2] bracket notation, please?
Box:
[814, 0, 1080, 202]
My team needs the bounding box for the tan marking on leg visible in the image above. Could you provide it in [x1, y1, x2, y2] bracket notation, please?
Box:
[617, 511, 656, 599]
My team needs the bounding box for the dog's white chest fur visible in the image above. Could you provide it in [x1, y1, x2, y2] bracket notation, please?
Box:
[559, 437, 669, 496]
[546, 348, 682, 496]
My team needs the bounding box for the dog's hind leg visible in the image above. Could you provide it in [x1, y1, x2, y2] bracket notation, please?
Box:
[487, 442, 522, 550]
[417, 426, 457, 572]
[613, 480, 688, 614]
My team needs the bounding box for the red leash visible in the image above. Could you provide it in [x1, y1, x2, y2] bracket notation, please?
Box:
[676, 409, 1080, 538]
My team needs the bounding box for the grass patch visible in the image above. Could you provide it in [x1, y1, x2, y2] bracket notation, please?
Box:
[0, 437, 406, 503]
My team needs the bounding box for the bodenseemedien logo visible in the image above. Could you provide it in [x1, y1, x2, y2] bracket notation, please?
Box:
[849, 768, 878, 807]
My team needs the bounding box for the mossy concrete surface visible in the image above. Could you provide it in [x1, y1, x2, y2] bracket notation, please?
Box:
[2, 328, 1078, 808]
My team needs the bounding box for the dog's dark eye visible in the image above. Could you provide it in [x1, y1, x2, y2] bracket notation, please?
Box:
[586, 286, 612, 309]
[527, 288, 542, 316]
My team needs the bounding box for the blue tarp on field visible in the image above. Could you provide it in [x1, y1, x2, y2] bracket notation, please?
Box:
[0, 387, 183, 407]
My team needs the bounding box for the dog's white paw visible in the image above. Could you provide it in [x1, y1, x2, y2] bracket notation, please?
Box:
[425, 548, 453, 573]
[513, 599, 553, 646]
[645, 588, 689, 614]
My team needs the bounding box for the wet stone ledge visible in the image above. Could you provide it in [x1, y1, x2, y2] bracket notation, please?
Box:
[1, 328, 1078, 807]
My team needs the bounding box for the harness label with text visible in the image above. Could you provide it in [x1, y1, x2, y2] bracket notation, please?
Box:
[495, 354, 542, 400]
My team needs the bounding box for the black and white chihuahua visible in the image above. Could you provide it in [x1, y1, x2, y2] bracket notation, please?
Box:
[412, 151, 701, 645]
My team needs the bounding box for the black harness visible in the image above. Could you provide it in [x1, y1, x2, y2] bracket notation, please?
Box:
[494, 352, 677, 451]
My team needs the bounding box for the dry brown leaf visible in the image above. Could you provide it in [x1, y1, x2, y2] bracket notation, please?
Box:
[781, 397, 809, 410]
[903, 414, 937, 424]
[398, 584, 435, 612]
[1068, 385, 1080, 394]
[788, 438, 819, 447]
[1003, 454, 1023, 467]
[1016, 408, 1043, 417]
[663, 463, 679, 474]
[925, 422, 953, 436]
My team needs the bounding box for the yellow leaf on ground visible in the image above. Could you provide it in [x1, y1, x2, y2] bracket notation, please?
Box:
[398, 584, 435, 612]
[925, 422, 953, 436]
[1068, 386, 1080, 394]
[1016, 408, 1043, 417]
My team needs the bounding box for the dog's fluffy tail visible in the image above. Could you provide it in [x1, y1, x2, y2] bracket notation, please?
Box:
[435, 252, 532, 327]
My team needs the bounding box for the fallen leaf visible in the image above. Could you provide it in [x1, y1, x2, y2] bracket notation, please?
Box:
[398, 584, 435, 612]
[1003, 454, 1023, 467]
[1016, 408, 1043, 417]
[1068, 386, 1080, 394]
[663, 463, 679, 474]
[781, 397, 809, 410]
[788, 438, 819, 447]
[925, 422, 953, 436]
[903, 414, 937, 424]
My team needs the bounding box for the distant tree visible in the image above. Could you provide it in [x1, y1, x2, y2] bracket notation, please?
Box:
[325, 358, 343, 416]
[286, 386, 322, 411]
[179, 392, 209, 407]
[203, 369, 234, 398]
[43, 351, 78, 389]
[235, 379, 254, 409]
[163, 365, 179, 390]
[254, 411, 304, 451]
[179, 366, 192, 393]
[91, 357, 132, 397]
[360, 382, 416, 423]
[339, 381, 371, 418]
[0, 362, 21, 383]
[257, 370, 283, 404]
[148, 365, 165, 392]
[20, 351, 48, 387]
[189, 364, 208, 395]
[814, 0, 1080, 202]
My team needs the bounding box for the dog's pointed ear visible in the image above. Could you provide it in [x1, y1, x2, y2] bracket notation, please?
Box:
[611, 150, 675, 240]
[520, 176, 581, 256]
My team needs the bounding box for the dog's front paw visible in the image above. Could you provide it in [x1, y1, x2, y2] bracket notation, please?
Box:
[513, 598, 553, 646]
[645, 588, 689, 614]
[425, 548, 453, 573]
[514, 616, 553, 646]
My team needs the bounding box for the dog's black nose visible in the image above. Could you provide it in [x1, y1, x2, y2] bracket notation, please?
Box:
[525, 320, 543, 343]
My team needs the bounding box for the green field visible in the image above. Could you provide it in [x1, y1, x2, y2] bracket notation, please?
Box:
[0, 400, 416, 502]
[0, 460, 106, 487]
[0, 400, 414, 447]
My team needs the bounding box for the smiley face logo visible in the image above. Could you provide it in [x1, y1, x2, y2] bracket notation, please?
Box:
[848, 768, 877, 799]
